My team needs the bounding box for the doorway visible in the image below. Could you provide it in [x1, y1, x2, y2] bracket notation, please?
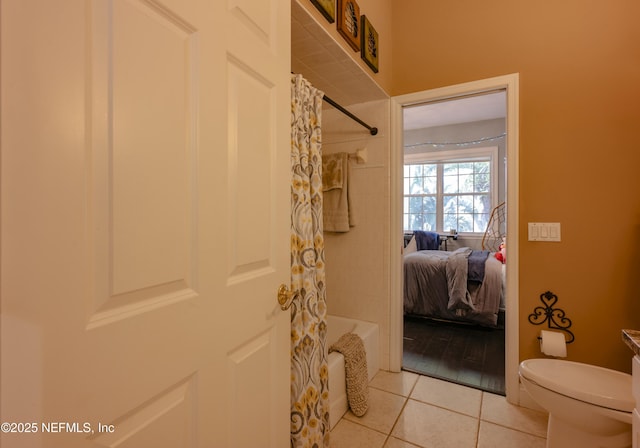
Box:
[389, 74, 521, 404]
[402, 91, 507, 394]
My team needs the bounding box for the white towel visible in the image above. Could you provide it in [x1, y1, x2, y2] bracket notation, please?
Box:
[322, 152, 356, 232]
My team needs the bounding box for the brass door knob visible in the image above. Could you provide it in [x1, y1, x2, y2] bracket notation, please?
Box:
[277, 284, 296, 310]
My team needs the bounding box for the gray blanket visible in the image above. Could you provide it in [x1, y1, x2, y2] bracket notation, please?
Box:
[446, 248, 474, 312]
[403, 248, 503, 327]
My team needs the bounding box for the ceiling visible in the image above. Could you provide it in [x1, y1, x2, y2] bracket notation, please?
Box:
[403, 91, 507, 130]
[291, 0, 506, 130]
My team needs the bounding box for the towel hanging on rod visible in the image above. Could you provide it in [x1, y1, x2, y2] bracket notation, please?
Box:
[291, 73, 378, 135]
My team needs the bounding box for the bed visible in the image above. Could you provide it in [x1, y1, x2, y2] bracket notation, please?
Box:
[403, 246, 505, 326]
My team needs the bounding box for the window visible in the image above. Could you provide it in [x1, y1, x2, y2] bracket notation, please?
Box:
[404, 147, 497, 234]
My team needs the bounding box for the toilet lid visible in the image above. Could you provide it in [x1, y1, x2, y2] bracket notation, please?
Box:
[519, 359, 634, 412]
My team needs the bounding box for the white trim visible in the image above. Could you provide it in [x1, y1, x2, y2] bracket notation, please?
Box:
[390, 73, 520, 404]
[403, 146, 498, 163]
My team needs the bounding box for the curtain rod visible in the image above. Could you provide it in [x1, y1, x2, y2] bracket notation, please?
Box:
[322, 94, 378, 136]
[293, 72, 378, 135]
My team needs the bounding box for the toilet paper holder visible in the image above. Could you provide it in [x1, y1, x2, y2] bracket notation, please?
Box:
[528, 290, 575, 343]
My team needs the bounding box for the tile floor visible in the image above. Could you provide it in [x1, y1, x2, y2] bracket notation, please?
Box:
[330, 370, 549, 448]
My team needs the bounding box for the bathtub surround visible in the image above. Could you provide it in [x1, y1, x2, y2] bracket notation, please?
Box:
[322, 99, 392, 371]
[290, 74, 330, 447]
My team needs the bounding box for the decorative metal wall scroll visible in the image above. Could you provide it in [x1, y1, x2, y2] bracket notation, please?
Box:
[528, 290, 575, 343]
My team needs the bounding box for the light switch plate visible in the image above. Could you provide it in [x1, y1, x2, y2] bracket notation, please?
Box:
[528, 222, 561, 242]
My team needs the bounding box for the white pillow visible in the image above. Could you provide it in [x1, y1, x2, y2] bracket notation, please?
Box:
[404, 236, 417, 254]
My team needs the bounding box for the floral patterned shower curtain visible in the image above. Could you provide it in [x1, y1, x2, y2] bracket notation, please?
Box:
[289, 74, 330, 448]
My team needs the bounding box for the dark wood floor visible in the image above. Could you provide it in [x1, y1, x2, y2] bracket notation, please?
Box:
[402, 315, 505, 395]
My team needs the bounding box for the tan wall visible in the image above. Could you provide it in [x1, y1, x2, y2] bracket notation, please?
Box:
[392, 0, 640, 372]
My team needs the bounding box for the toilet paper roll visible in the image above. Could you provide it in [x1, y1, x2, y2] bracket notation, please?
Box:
[539, 330, 567, 357]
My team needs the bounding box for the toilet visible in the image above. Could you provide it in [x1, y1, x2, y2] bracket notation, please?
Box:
[519, 359, 633, 448]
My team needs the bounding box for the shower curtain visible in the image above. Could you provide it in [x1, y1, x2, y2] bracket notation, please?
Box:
[289, 74, 330, 448]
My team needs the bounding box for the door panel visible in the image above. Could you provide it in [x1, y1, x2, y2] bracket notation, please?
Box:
[90, 0, 199, 326]
[110, 0, 195, 299]
[90, 377, 196, 447]
[0, 0, 291, 447]
[227, 60, 274, 280]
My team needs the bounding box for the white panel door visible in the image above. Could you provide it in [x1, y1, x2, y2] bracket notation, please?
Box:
[0, 0, 291, 447]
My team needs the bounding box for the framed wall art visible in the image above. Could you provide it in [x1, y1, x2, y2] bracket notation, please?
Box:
[360, 15, 379, 73]
[337, 0, 360, 51]
[310, 0, 335, 23]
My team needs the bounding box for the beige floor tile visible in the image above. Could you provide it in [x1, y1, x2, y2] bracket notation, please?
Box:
[477, 421, 547, 448]
[481, 392, 548, 438]
[383, 436, 423, 448]
[410, 375, 482, 417]
[344, 387, 407, 434]
[370, 370, 419, 397]
[391, 399, 479, 448]
[330, 419, 387, 448]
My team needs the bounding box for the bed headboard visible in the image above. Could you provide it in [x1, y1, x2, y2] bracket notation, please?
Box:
[482, 202, 506, 252]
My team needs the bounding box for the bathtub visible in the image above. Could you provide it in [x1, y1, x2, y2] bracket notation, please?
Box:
[326, 315, 379, 429]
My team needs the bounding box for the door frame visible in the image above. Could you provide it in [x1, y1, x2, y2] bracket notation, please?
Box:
[389, 73, 520, 404]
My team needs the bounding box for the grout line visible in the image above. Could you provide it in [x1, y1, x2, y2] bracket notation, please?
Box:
[332, 417, 395, 448]
[478, 418, 548, 440]
[475, 392, 484, 447]
[385, 393, 410, 447]
[368, 371, 421, 447]
[477, 392, 548, 440]
[406, 395, 481, 421]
